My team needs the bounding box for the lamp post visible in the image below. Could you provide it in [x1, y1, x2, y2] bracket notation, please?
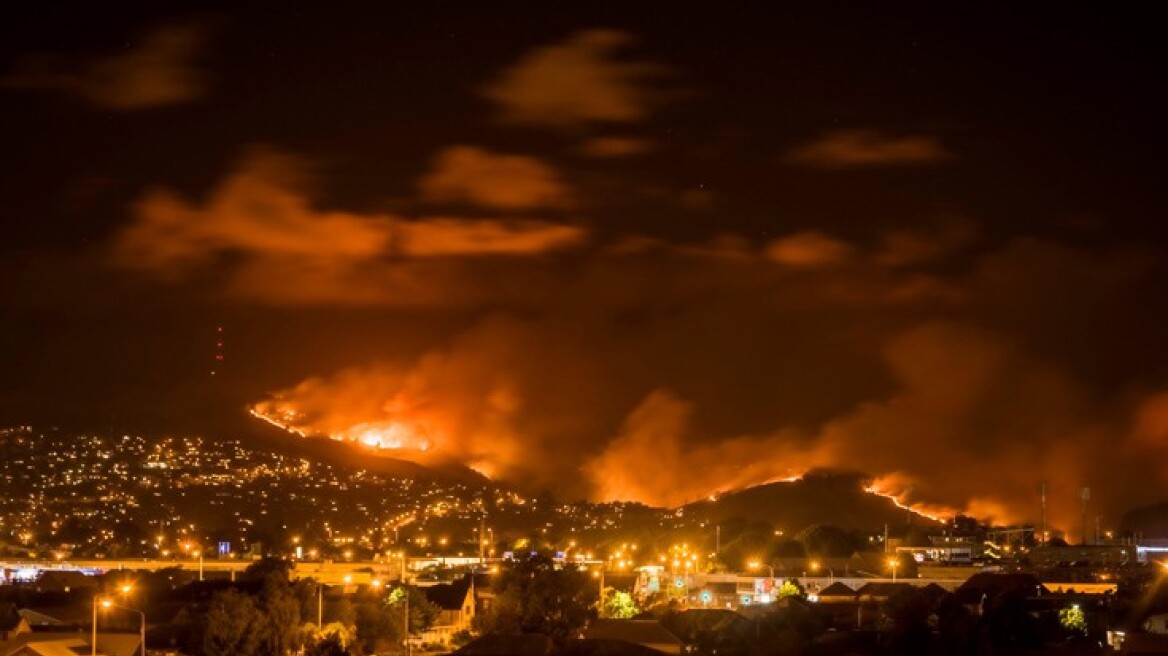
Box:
[404, 585, 411, 656]
[593, 568, 606, 616]
[748, 561, 774, 578]
[92, 595, 107, 656]
[111, 602, 146, 656]
[93, 597, 147, 656]
[193, 549, 204, 581]
[888, 558, 899, 583]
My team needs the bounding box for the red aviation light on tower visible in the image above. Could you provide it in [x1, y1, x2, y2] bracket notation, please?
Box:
[210, 324, 225, 376]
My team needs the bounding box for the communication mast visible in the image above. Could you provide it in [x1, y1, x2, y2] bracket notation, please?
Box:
[211, 324, 225, 376]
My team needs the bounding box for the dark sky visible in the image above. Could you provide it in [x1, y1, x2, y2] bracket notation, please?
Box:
[2, 2, 1167, 528]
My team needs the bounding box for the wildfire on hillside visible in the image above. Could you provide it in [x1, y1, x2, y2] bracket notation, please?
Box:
[250, 389, 963, 524]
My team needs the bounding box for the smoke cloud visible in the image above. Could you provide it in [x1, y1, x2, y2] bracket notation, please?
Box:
[483, 29, 669, 128]
[4, 21, 214, 109]
[249, 231, 1168, 531]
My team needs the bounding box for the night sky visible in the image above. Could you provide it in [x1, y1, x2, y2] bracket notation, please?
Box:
[3, 3, 1167, 528]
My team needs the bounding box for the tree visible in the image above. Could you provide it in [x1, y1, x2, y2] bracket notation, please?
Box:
[201, 589, 265, 656]
[258, 574, 302, 656]
[473, 554, 596, 644]
[305, 622, 356, 656]
[768, 538, 806, 559]
[324, 597, 357, 627]
[1059, 604, 1087, 634]
[243, 556, 294, 583]
[720, 529, 773, 571]
[354, 600, 394, 654]
[385, 585, 440, 635]
[603, 590, 639, 619]
[776, 579, 804, 599]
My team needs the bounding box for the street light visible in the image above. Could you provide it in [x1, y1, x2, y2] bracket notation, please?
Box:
[809, 561, 834, 584]
[93, 596, 147, 656]
[747, 561, 775, 578]
[402, 584, 412, 656]
[593, 568, 606, 616]
[888, 558, 899, 583]
[92, 595, 110, 656]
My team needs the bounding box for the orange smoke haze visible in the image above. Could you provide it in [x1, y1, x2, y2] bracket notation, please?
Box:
[93, 37, 1167, 532]
[110, 149, 587, 305]
[251, 298, 1168, 532]
[106, 140, 1168, 531]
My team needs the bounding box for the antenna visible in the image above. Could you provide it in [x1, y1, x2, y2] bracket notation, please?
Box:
[211, 324, 225, 376]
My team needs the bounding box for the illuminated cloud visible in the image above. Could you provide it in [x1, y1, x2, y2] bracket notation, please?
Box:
[418, 146, 574, 210]
[483, 29, 666, 128]
[765, 231, 855, 268]
[785, 129, 951, 168]
[578, 136, 654, 157]
[110, 149, 587, 304]
[874, 218, 978, 267]
[114, 150, 390, 274]
[3, 22, 212, 109]
[397, 218, 585, 256]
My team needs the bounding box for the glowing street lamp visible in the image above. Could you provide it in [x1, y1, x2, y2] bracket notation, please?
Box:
[747, 561, 775, 578]
[92, 596, 110, 656]
[592, 568, 606, 616]
[810, 561, 834, 584]
[93, 596, 146, 656]
[888, 558, 899, 582]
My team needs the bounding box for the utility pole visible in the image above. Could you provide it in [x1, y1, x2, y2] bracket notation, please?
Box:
[478, 516, 486, 565]
[404, 587, 411, 656]
[599, 568, 606, 615]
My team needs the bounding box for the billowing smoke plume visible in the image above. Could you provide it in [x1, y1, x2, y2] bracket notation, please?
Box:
[250, 235, 1168, 532]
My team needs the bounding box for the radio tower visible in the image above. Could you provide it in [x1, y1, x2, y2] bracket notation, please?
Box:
[211, 324, 225, 376]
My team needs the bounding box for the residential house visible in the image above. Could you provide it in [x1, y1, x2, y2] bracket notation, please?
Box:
[0, 605, 30, 641]
[579, 619, 684, 654]
[421, 575, 475, 644]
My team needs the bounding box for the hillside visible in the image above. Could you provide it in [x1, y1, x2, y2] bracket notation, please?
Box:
[683, 471, 943, 533]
